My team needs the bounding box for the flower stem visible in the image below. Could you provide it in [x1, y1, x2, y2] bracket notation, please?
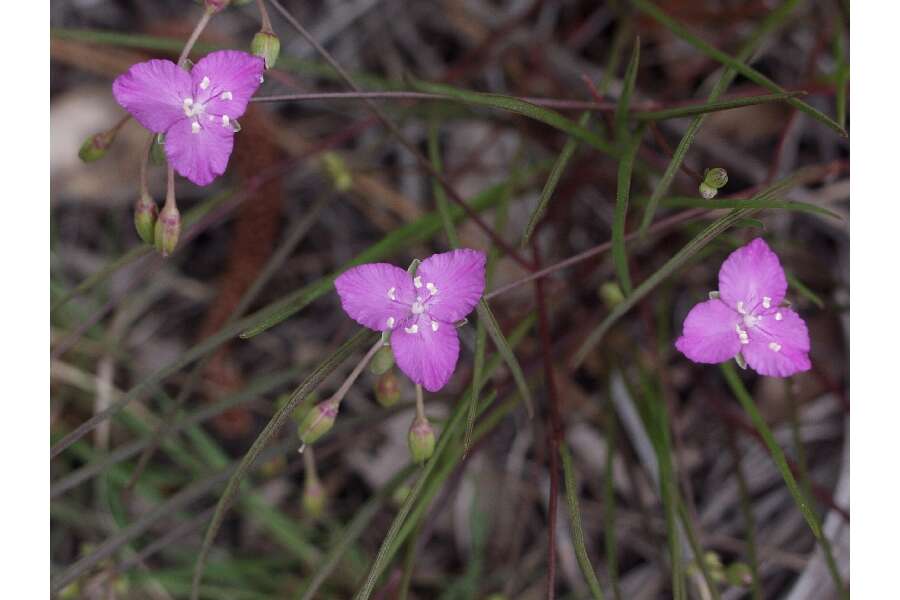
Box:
[328, 337, 384, 408]
[256, 0, 274, 33]
[414, 384, 425, 420]
[177, 8, 214, 68]
[302, 445, 318, 484]
[164, 167, 176, 211]
[139, 133, 155, 197]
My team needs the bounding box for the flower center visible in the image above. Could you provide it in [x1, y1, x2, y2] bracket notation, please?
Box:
[411, 300, 425, 315]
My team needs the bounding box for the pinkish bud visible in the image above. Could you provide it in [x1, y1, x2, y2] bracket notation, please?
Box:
[375, 371, 401, 407]
[153, 203, 181, 257]
[78, 132, 112, 163]
[408, 415, 435, 464]
[134, 192, 158, 245]
[204, 0, 230, 13]
[297, 400, 338, 446]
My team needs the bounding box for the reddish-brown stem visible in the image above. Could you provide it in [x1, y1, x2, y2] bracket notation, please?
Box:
[256, 0, 274, 33]
[532, 244, 563, 600]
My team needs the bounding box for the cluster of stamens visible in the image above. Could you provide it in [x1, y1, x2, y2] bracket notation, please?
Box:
[181, 76, 235, 135]
[386, 276, 441, 334]
[733, 296, 784, 352]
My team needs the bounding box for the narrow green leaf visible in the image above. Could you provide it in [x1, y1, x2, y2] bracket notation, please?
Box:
[614, 37, 641, 142]
[613, 126, 645, 295]
[635, 91, 805, 121]
[604, 413, 622, 600]
[786, 271, 826, 309]
[654, 196, 844, 220]
[560, 442, 606, 600]
[409, 79, 618, 157]
[631, 0, 845, 136]
[719, 362, 822, 539]
[636, 0, 804, 235]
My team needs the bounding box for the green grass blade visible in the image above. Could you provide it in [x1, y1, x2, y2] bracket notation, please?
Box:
[636, 0, 804, 236]
[190, 330, 377, 600]
[560, 442, 606, 600]
[652, 196, 844, 220]
[612, 126, 645, 295]
[721, 362, 848, 599]
[631, 0, 845, 136]
[614, 37, 641, 142]
[410, 79, 618, 157]
[786, 271, 826, 309]
[635, 92, 805, 121]
[604, 412, 622, 600]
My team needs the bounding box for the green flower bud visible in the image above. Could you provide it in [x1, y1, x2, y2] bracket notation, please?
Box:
[321, 152, 353, 192]
[699, 181, 718, 200]
[153, 203, 181, 257]
[599, 281, 625, 309]
[251, 30, 281, 70]
[302, 476, 326, 519]
[369, 345, 394, 375]
[704, 167, 729, 189]
[78, 132, 112, 163]
[375, 371, 401, 407]
[134, 192, 158, 245]
[408, 415, 435, 464]
[391, 484, 411, 507]
[297, 400, 338, 446]
[204, 0, 230, 13]
[151, 134, 167, 166]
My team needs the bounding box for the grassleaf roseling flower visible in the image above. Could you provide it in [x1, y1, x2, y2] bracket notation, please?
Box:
[112, 50, 264, 186]
[335, 249, 486, 392]
[675, 238, 811, 377]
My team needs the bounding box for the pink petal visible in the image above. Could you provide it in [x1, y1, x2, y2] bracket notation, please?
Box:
[742, 308, 811, 377]
[191, 50, 265, 119]
[334, 263, 416, 331]
[675, 299, 742, 364]
[164, 117, 234, 186]
[391, 314, 460, 392]
[416, 249, 486, 323]
[112, 59, 192, 133]
[718, 238, 788, 313]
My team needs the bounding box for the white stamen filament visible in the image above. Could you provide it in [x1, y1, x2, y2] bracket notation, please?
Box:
[426, 282, 438, 295]
[221, 91, 233, 100]
[431, 321, 439, 332]
[769, 342, 782, 352]
[387, 287, 396, 301]
[386, 317, 395, 328]
[737, 301, 746, 314]
[763, 296, 772, 309]
[413, 276, 423, 289]
[405, 324, 419, 334]
[200, 76, 211, 90]
[411, 301, 425, 315]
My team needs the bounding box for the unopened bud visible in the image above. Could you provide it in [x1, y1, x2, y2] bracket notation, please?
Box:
[375, 371, 401, 407]
[704, 167, 729, 189]
[297, 400, 338, 446]
[134, 192, 158, 245]
[599, 281, 625, 309]
[408, 415, 435, 464]
[154, 203, 181, 257]
[321, 152, 353, 192]
[302, 476, 326, 519]
[369, 346, 394, 375]
[78, 132, 112, 163]
[699, 181, 717, 200]
[725, 562, 752, 586]
[204, 0, 230, 13]
[251, 30, 281, 69]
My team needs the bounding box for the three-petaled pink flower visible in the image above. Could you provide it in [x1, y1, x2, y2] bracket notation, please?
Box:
[675, 238, 811, 377]
[112, 50, 265, 186]
[335, 249, 487, 392]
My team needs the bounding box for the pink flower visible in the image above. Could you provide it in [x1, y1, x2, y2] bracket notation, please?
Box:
[675, 238, 811, 377]
[112, 50, 265, 186]
[335, 249, 487, 392]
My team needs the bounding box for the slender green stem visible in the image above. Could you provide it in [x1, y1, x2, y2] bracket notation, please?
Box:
[177, 8, 213, 67]
[612, 126, 645, 295]
[560, 442, 606, 600]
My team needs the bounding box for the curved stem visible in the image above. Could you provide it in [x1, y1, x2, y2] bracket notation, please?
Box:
[256, 0, 274, 32]
[139, 133, 155, 197]
[414, 384, 425, 420]
[164, 167, 176, 210]
[177, 8, 213, 68]
[330, 338, 384, 408]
